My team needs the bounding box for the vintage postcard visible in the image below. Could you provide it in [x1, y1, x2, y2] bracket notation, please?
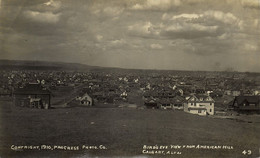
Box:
[0, 0, 260, 157]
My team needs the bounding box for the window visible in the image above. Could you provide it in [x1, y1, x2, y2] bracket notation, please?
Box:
[210, 109, 212, 112]
[191, 103, 193, 106]
[198, 110, 201, 113]
[210, 103, 212, 106]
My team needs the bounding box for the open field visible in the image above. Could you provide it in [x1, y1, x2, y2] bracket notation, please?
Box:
[0, 100, 260, 158]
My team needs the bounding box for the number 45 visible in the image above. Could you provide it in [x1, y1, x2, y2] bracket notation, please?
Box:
[242, 150, 252, 155]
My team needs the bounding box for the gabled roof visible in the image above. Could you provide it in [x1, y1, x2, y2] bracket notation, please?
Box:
[187, 94, 215, 102]
[234, 96, 260, 105]
[13, 83, 51, 95]
[171, 96, 185, 103]
[144, 98, 157, 103]
[158, 98, 171, 104]
[194, 94, 208, 99]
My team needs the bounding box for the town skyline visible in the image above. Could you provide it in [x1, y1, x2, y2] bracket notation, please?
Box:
[1, 0, 260, 72]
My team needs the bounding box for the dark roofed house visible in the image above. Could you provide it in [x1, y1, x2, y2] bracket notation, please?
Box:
[13, 83, 51, 109]
[232, 96, 260, 113]
[0, 87, 11, 97]
[144, 98, 158, 109]
[171, 96, 185, 110]
[158, 98, 171, 109]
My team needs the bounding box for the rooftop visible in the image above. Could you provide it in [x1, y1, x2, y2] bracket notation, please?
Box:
[13, 83, 51, 95]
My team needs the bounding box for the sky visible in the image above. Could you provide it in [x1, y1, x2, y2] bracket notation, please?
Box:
[0, 0, 260, 72]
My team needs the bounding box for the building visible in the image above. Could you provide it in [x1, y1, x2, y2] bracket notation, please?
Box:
[144, 98, 158, 109]
[232, 96, 260, 113]
[158, 98, 171, 109]
[184, 94, 214, 116]
[76, 92, 93, 106]
[0, 87, 11, 97]
[171, 96, 185, 110]
[13, 83, 51, 109]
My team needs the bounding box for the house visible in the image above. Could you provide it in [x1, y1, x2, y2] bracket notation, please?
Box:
[195, 89, 206, 94]
[253, 90, 260, 96]
[76, 92, 93, 106]
[184, 94, 214, 116]
[176, 88, 184, 96]
[0, 87, 11, 97]
[224, 90, 232, 96]
[231, 89, 241, 97]
[232, 96, 260, 113]
[13, 83, 51, 109]
[241, 90, 253, 96]
[158, 98, 171, 109]
[171, 96, 185, 110]
[144, 98, 158, 109]
[120, 91, 128, 100]
[209, 90, 223, 98]
[143, 91, 151, 100]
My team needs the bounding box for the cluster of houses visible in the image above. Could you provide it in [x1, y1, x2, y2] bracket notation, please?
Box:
[139, 72, 260, 115]
[0, 70, 259, 114]
[84, 75, 139, 104]
[142, 86, 215, 116]
[232, 95, 260, 113]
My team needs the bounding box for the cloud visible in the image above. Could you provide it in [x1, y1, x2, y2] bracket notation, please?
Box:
[203, 10, 242, 27]
[127, 10, 244, 41]
[23, 10, 61, 23]
[43, 0, 61, 9]
[1, 0, 260, 72]
[110, 39, 126, 45]
[150, 43, 162, 49]
[131, 0, 181, 10]
[127, 21, 161, 38]
[161, 23, 218, 39]
[184, 0, 207, 5]
[241, 0, 260, 9]
[128, 19, 219, 39]
[162, 11, 242, 27]
[96, 35, 103, 41]
[103, 6, 124, 16]
[90, 5, 125, 18]
[128, 21, 152, 34]
[159, 10, 243, 39]
[244, 43, 258, 51]
[170, 13, 201, 20]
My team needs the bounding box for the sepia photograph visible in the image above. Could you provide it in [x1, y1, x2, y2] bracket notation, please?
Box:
[0, 0, 260, 157]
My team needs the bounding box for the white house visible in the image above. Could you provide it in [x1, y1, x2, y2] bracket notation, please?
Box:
[76, 92, 93, 106]
[184, 94, 215, 116]
[120, 91, 128, 100]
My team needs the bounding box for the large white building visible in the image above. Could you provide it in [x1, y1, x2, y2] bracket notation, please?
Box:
[184, 94, 215, 116]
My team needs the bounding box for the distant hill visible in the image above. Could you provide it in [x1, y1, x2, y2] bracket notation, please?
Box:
[1, 59, 259, 75]
[0, 59, 186, 73]
[0, 60, 102, 71]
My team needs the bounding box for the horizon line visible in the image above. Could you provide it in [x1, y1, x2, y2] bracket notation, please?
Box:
[0, 59, 259, 74]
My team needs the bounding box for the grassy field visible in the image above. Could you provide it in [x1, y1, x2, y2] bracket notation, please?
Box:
[0, 100, 260, 158]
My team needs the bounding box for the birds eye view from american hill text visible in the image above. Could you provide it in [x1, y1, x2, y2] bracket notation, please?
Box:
[0, 0, 260, 158]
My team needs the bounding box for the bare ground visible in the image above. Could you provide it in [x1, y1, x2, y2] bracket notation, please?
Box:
[0, 100, 260, 158]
